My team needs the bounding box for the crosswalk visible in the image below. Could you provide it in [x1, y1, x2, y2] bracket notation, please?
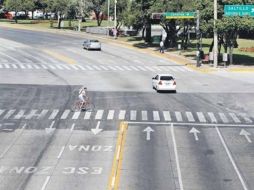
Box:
[0, 63, 192, 73]
[0, 109, 253, 124]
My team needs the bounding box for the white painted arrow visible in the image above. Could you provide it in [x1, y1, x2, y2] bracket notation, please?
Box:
[189, 127, 200, 141]
[45, 121, 56, 134]
[143, 126, 154, 141]
[240, 129, 252, 143]
[91, 121, 102, 135]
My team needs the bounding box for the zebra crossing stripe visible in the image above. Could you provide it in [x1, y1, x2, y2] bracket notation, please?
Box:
[208, 112, 217, 123]
[76, 65, 86, 70]
[56, 65, 64, 70]
[27, 64, 33, 69]
[0, 109, 5, 117]
[41, 65, 48, 69]
[163, 111, 171, 121]
[48, 65, 56, 70]
[186, 112, 195, 122]
[14, 110, 26, 119]
[86, 65, 93, 70]
[129, 66, 139, 71]
[219, 113, 229, 123]
[137, 66, 146, 71]
[144, 66, 154, 71]
[122, 66, 132, 71]
[37, 110, 48, 119]
[11, 64, 18, 69]
[119, 110, 126, 120]
[84, 111, 91, 120]
[48, 109, 59, 119]
[71, 65, 79, 70]
[33, 64, 41, 69]
[100, 65, 109, 70]
[115, 66, 124, 71]
[3, 109, 16, 119]
[95, 110, 104, 120]
[4, 64, 10, 69]
[229, 113, 241, 123]
[61, 110, 70, 119]
[197, 112, 206, 122]
[72, 111, 81, 119]
[107, 110, 114, 120]
[153, 66, 161, 71]
[153, 111, 160, 121]
[0, 64, 3, 68]
[141, 111, 148, 121]
[130, 110, 137, 120]
[175, 112, 183, 122]
[239, 113, 252, 123]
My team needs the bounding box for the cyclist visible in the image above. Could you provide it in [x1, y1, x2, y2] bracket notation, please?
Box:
[78, 86, 88, 107]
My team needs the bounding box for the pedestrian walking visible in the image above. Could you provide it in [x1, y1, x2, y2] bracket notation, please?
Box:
[160, 40, 164, 53]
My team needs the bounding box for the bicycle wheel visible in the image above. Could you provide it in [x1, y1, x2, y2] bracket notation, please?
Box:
[71, 101, 81, 112]
[83, 101, 95, 111]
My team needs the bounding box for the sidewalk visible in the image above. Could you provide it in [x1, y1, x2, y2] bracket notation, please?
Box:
[0, 22, 253, 73]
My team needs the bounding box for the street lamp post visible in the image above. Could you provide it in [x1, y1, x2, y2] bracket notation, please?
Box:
[214, 0, 218, 67]
[114, 0, 117, 39]
[108, 0, 110, 27]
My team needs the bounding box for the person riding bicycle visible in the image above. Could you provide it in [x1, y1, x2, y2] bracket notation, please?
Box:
[78, 86, 88, 107]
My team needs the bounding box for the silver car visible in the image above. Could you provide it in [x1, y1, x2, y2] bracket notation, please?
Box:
[83, 39, 101, 50]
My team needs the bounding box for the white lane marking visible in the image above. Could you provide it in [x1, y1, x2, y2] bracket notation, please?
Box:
[61, 65, 71, 70]
[108, 66, 117, 71]
[141, 111, 148, 121]
[93, 65, 102, 70]
[137, 66, 147, 71]
[76, 65, 86, 70]
[95, 110, 104, 120]
[100, 65, 109, 70]
[239, 113, 252, 123]
[33, 64, 41, 69]
[72, 111, 81, 119]
[0, 124, 26, 158]
[3, 109, 16, 119]
[170, 124, 184, 190]
[144, 66, 154, 71]
[115, 66, 124, 71]
[85, 65, 93, 70]
[14, 110, 26, 119]
[56, 65, 64, 70]
[11, 64, 18, 69]
[119, 110, 126, 120]
[219, 113, 229, 123]
[240, 129, 252, 143]
[229, 113, 241, 123]
[27, 64, 33, 69]
[129, 66, 139, 71]
[153, 111, 160, 121]
[130, 110, 137, 120]
[70, 123, 75, 131]
[186, 112, 195, 122]
[163, 111, 171, 121]
[4, 64, 10, 69]
[0, 109, 5, 117]
[122, 66, 132, 71]
[84, 111, 92, 119]
[48, 109, 59, 119]
[57, 146, 65, 159]
[197, 112, 206, 123]
[215, 126, 248, 190]
[60, 110, 70, 119]
[208, 112, 217, 123]
[48, 65, 56, 70]
[37, 109, 49, 119]
[41, 64, 48, 69]
[107, 110, 114, 120]
[41, 176, 51, 190]
[71, 65, 79, 70]
[175, 112, 183, 122]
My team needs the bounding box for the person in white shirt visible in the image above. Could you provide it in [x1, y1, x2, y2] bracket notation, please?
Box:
[79, 86, 88, 106]
[160, 40, 164, 53]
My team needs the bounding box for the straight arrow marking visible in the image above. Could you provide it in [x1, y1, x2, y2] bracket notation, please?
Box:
[189, 127, 200, 141]
[240, 129, 252, 143]
[45, 121, 56, 134]
[143, 126, 154, 141]
[91, 121, 102, 135]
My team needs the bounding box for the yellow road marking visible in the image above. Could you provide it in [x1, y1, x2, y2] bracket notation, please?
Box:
[42, 49, 76, 64]
[108, 121, 128, 190]
[228, 68, 254, 72]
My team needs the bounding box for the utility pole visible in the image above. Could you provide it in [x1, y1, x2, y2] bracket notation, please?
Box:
[114, 0, 117, 39]
[214, 0, 218, 67]
[108, 0, 110, 27]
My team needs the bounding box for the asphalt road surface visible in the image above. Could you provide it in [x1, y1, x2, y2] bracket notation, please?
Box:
[0, 26, 254, 190]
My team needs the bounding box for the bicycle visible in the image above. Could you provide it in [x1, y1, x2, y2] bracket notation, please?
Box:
[71, 97, 95, 112]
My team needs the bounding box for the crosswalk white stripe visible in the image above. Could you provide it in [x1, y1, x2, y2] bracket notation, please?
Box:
[119, 110, 126, 120]
[168, 67, 177, 72]
[100, 65, 109, 70]
[153, 111, 160, 121]
[72, 111, 81, 119]
[11, 64, 18, 69]
[107, 110, 114, 120]
[41, 65, 48, 69]
[25, 109, 45, 119]
[71, 65, 79, 70]
[107, 66, 117, 71]
[49, 65, 57, 70]
[33, 64, 41, 69]
[27, 64, 33, 69]
[137, 66, 147, 71]
[141, 111, 148, 120]
[229, 113, 241, 123]
[95, 110, 104, 119]
[38, 110, 49, 119]
[0, 64, 3, 68]
[208, 112, 217, 123]
[3, 109, 16, 119]
[175, 112, 183, 122]
[84, 111, 91, 119]
[163, 111, 171, 121]
[86, 65, 93, 70]
[93, 65, 102, 70]
[0, 109, 5, 117]
[56, 65, 64, 70]
[186, 112, 195, 122]
[144, 66, 154, 71]
[219, 113, 229, 123]
[4, 64, 10, 69]
[130, 110, 137, 120]
[14, 110, 26, 119]
[115, 66, 124, 71]
[76, 65, 86, 70]
[239, 113, 252, 123]
[62, 65, 72, 70]
[61, 110, 70, 119]
[177, 67, 187, 72]
[153, 66, 162, 71]
[122, 66, 132, 71]
[48, 109, 59, 119]
[129, 66, 139, 71]
[197, 112, 207, 122]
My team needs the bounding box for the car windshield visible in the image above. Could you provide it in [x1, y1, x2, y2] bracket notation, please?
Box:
[160, 76, 173, 80]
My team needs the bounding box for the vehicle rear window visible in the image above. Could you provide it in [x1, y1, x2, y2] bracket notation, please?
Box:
[160, 76, 173, 80]
[90, 40, 99, 42]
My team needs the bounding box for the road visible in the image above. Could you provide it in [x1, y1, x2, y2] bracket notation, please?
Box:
[0, 26, 254, 190]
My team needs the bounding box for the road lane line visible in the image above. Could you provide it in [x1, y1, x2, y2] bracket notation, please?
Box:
[95, 110, 104, 120]
[208, 112, 217, 123]
[42, 49, 76, 65]
[57, 146, 65, 159]
[229, 113, 241, 123]
[130, 110, 137, 120]
[175, 112, 183, 122]
[153, 111, 160, 121]
[141, 111, 148, 121]
[41, 176, 51, 190]
[215, 126, 248, 190]
[118, 110, 126, 120]
[108, 122, 128, 190]
[0, 124, 26, 158]
[170, 123, 184, 190]
[163, 111, 171, 121]
[186, 112, 195, 122]
[70, 123, 75, 131]
[219, 113, 229, 123]
[107, 110, 115, 120]
[197, 112, 206, 122]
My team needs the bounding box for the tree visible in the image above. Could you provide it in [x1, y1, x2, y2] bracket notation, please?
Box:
[86, 0, 106, 26]
[4, 0, 23, 23]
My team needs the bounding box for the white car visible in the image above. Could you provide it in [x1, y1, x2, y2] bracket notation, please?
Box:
[83, 39, 101, 50]
[152, 74, 176, 92]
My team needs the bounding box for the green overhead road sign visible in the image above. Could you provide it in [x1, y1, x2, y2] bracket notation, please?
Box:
[164, 12, 195, 19]
[224, 5, 254, 17]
